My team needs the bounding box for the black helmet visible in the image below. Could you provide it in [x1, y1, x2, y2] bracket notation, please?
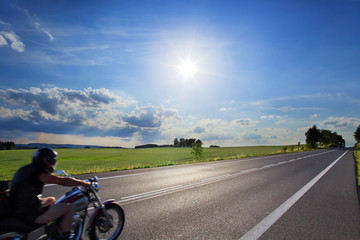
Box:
[32, 148, 58, 172]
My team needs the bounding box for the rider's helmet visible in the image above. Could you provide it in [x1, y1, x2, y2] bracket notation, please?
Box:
[32, 148, 58, 172]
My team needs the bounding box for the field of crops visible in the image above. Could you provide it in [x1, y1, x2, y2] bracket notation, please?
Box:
[0, 145, 305, 180]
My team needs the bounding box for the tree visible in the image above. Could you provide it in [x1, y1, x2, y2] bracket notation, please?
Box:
[179, 138, 185, 147]
[187, 138, 196, 148]
[0, 141, 16, 150]
[354, 125, 360, 143]
[282, 146, 288, 152]
[210, 145, 220, 148]
[305, 125, 321, 149]
[191, 140, 204, 160]
[174, 138, 200, 148]
[305, 126, 346, 148]
[319, 129, 333, 146]
[173, 138, 179, 147]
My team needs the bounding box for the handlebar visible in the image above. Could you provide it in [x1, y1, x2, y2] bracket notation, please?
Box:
[56, 170, 100, 191]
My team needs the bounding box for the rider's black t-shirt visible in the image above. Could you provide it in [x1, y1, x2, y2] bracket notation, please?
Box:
[10, 163, 50, 225]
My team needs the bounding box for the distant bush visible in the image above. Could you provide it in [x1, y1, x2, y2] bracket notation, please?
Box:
[191, 141, 204, 160]
[135, 144, 172, 149]
[135, 144, 159, 149]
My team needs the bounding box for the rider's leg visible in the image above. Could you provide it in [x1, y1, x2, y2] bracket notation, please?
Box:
[59, 203, 74, 233]
[35, 202, 74, 232]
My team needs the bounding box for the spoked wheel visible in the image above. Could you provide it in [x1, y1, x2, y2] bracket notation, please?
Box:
[89, 203, 125, 240]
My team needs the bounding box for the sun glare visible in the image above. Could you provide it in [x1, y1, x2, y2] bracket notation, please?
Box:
[178, 59, 197, 78]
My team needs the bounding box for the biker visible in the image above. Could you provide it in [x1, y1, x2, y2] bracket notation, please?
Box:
[10, 148, 91, 239]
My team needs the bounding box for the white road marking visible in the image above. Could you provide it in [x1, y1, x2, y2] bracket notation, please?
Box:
[239, 150, 348, 240]
[115, 150, 339, 204]
[200, 174, 231, 183]
[119, 185, 183, 202]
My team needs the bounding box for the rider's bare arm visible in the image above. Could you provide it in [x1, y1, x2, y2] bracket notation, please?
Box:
[38, 173, 91, 187]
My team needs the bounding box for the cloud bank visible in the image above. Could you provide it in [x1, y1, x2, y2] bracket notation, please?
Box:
[0, 87, 179, 144]
[1, 87, 359, 147]
[321, 117, 360, 130]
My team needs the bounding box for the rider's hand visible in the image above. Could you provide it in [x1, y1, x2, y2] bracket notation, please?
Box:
[42, 196, 56, 206]
[82, 181, 92, 187]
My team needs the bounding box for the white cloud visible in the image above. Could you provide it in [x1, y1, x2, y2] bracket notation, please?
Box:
[165, 117, 260, 146]
[0, 87, 135, 112]
[192, 126, 206, 133]
[125, 105, 179, 128]
[260, 115, 282, 119]
[232, 118, 258, 127]
[0, 31, 25, 52]
[0, 87, 137, 133]
[0, 34, 7, 46]
[0, 87, 184, 145]
[275, 119, 289, 125]
[43, 29, 54, 41]
[34, 21, 54, 41]
[320, 117, 360, 130]
[219, 107, 234, 112]
[21, 8, 54, 41]
[0, 107, 56, 122]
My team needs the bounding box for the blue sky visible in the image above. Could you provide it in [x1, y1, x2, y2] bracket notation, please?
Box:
[0, 0, 359, 148]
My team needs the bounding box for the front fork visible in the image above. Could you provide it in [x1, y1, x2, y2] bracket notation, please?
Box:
[86, 199, 116, 233]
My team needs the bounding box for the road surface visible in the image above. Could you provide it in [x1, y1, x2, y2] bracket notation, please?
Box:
[44, 149, 360, 239]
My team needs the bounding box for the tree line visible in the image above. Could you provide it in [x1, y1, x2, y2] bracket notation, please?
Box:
[173, 138, 203, 148]
[0, 141, 16, 150]
[305, 125, 345, 149]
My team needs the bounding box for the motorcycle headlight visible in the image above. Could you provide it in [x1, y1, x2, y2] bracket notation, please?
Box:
[93, 182, 100, 191]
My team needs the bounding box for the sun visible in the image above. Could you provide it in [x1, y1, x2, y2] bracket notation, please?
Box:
[178, 59, 197, 78]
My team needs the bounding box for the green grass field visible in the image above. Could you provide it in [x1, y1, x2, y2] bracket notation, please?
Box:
[354, 143, 360, 186]
[0, 145, 306, 180]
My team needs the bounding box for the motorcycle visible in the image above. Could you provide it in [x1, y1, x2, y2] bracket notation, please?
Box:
[0, 170, 125, 240]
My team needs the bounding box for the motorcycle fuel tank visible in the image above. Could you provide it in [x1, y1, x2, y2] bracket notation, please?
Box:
[58, 188, 89, 211]
[71, 195, 89, 211]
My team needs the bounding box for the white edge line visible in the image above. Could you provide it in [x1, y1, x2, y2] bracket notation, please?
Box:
[239, 150, 348, 240]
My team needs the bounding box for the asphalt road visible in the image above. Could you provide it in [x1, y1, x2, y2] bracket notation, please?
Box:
[44, 149, 360, 240]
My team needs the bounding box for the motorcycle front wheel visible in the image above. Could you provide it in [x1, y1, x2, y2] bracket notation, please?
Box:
[89, 203, 125, 240]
